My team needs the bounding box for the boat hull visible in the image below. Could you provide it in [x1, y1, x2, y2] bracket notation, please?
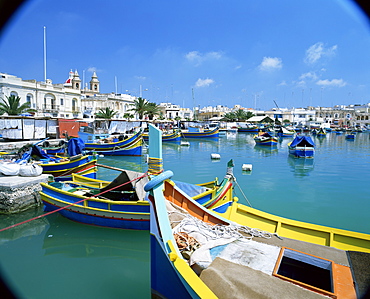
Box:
[181, 127, 219, 138]
[288, 146, 315, 158]
[40, 155, 98, 180]
[84, 130, 143, 156]
[40, 183, 150, 230]
[143, 130, 181, 142]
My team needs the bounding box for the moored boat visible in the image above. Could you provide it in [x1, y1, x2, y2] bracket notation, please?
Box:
[288, 135, 315, 158]
[146, 168, 370, 299]
[316, 127, 327, 137]
[346, 132, 356, 140]
[16, 138, 98, 181]
[38, 126, 236, 230]
[254, 131, 278, 146]
[143, 129, 181, 142]
[277, 126, 295, 137]
[80, 129, 144, 156]
[40, 170, 151, 230]
[181, 126, 219, 138]
[237, 123, 259, 132]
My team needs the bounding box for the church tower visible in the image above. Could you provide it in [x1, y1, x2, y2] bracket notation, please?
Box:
[89, 71, 100, 93]
[72, 70, 81, 90]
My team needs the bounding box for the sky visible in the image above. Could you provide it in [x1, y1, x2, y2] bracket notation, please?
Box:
[1, 0, 370, 110]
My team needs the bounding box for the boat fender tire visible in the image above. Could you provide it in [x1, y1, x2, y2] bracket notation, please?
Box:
[144, 170, 174, 192]
[42, 141, 50, 148]
[58, 140, 66, 146]
[118, 135, 125, 141]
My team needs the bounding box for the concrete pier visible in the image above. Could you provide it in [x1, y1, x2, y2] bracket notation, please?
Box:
[0, 174, 50, 214]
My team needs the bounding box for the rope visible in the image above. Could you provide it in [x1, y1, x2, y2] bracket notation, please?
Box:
[0, 170, 150, 233]
[234, 178, 253, 208]
[170, 210, 272, 245]
[148, 157, 163, 174]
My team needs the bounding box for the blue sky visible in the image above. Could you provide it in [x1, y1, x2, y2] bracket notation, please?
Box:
[1, 0, 370, 110]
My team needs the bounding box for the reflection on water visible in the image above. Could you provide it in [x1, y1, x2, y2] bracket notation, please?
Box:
[254, 145, 279, 157]
[0, 206, 49, 245]
[287, 156, 314, 177]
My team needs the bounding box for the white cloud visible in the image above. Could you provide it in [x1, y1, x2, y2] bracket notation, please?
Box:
[194, 78, 214, 88]
[304, 42, 337, 64]
[316, 78, 347, 87]
[258, 57, 282, 71]
[185, 51, 223, 66]
[299, 71, 318, 81]
[278, 80, 287, 86]
[134, 76, 146, 80]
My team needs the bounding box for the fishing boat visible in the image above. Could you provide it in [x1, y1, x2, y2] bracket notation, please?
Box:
[254, 131, 278, 146]
[40, 169, 151, 230]
[288, 135, 315, 158]
[79, 128, 144, 156]
[143, 129, 181, 142]
[181, 126, 219, 138]
[146, 169, 370, 299]
[16, 138, 98, 181]
[277, 126, 295, 137]
[345, 132, 356, 140]
[316, 127, 327, 137]
[39, 126, 236, 230]
[41, 139, 67, 155]
[237, 123, 259, 132]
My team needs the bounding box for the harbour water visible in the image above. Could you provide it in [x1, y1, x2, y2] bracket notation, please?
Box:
[0, 131, 369, 298]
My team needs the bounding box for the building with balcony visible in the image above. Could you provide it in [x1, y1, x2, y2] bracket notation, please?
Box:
[0, 71, 82, 118]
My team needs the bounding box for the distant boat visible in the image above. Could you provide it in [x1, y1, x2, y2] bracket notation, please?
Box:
[237, 123, 259, 132]
[316, 127, 327, 137]
[79, 129, 144, 156]
[143, 130, 181, 142]
[345, 132, 355, 140]
[181, 126, 219, 138]
[277, 126, 295, 137]
[288, 135, 315, 158]
[254, 131, 278, 146]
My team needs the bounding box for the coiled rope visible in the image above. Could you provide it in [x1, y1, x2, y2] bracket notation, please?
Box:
[0, 170, 150, 232]
[170, 210, 273, 243]
[147, 157, 163, 174]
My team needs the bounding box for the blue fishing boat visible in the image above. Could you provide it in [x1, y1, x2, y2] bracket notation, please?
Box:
[79, 128, 144, 156]
[17, 138, 98, 181]
[181, 126, 219, 138]
[143, 129, 181, 142]
[237, 123, 259, 132]
[316, 127, 327, 137]
[146, 166, 370, 298]
[254, 131, 278, 146]
[40, 170, 151, 230]
[345, 132, 355, 140]
[288, 135, 315, 158]
[39, 125, 235, 230]
[277, 126, 295, 137]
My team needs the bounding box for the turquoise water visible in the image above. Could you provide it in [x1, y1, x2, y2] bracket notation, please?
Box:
[0, 131, 369, 298]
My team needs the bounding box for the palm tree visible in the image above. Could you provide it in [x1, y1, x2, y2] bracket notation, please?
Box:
[0, 95, 36, 115]
[123, 112, 134, 120]
[95, 107, 118, 119]
[145, 102, 161, 120]
[129, 97, 149, 119]
[221, 112, 237, 121]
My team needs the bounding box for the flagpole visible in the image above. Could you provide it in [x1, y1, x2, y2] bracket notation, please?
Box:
[43, 26, 47, 82]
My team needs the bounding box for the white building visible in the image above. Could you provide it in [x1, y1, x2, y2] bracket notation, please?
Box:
[0, 71, 82, 118]
[0, 70, 137, 119]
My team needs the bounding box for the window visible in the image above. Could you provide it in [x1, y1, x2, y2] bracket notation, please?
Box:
[60, 98, 64, 105]
[26, 94, 32, 104]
